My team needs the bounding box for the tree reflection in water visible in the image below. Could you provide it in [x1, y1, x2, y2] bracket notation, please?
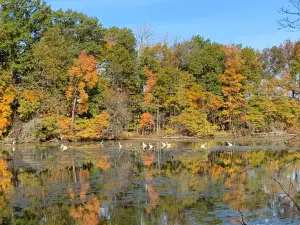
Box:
[0, 139, 299, 224]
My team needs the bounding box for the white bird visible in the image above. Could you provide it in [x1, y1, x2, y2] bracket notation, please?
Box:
[142, 142, 147, 149]
[225, 141, 233, 147]
[61, 144, 68, 151]
[166, 142, 171, 149]
[100, 139, 104, 146]
[201, 143, 207, 149]
[161, 142, 167, 148]
[12, 141, 16, 145]
[118, 142, 122, 149]
[149, 143, 154, 150]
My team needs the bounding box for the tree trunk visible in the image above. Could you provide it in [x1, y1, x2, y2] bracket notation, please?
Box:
[156, 107, 159, 134]
[71, 94, 77, 134]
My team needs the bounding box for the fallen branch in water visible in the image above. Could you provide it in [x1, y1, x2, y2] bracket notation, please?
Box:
[238, 209, 247, 225]
[271, 177, 300, 212]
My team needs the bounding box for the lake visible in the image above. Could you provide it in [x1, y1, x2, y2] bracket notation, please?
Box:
[0, 138, 299, 225]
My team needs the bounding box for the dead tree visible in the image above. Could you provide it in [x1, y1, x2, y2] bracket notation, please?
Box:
[135, 24, 155, 58]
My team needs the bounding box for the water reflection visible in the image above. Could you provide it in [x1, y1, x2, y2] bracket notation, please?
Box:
[0, 139, 299, 224]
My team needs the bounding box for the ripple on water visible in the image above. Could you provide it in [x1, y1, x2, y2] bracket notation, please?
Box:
[0, 139, 299, 224]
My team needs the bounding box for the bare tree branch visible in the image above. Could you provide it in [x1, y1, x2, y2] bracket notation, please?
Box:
[136, 24, 155, 45]
[278, 0, 300, 31]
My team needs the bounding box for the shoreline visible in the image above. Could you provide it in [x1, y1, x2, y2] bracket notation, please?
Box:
[1, 133, 298, 145]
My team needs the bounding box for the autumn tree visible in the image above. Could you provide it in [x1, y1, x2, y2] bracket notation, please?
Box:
[66, 52, 98, 131]
[139, 44, 179, 132]
[139, 112, 155, 134]
[144, 66, 156, 105]
[288, 40, 300, 99]
[171, 108, 216, 137]
[219, 45, 245, 131]
[0, 72, 15, 137]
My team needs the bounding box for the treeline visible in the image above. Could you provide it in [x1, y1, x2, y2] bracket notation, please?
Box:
[1, 0, 300, 141]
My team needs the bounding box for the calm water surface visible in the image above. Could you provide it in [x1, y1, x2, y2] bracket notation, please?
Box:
[0, 138, 299, 225]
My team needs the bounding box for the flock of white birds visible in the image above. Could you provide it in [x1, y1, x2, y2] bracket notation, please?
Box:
[59, 140, 233, 151]
[5, 139, 234, 152]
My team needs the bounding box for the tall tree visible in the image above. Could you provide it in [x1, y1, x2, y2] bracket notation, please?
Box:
[183, 36, 226, 95]
[0, 0, 52, 80]
[52, 9, 105, 60]
[104, 27, 137, 93]
[66, 52, 98, 130]
[219, 45, 245, 131]
[262, 46, 286, 79]
[0, 71, 15, 137]
[28, 27, 74, 91]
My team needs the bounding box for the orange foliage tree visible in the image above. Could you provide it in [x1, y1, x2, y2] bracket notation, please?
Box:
[139, 112, 155, 134]
[144, 66, 156, 104]
[0, 73, 15, 137]
[66, 52, 99, 131]
[219, 45, 245, 130]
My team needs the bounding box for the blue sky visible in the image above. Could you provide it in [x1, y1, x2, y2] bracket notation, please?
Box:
[47, 0, 300, 50]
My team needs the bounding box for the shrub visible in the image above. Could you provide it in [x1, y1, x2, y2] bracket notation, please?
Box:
[171, 108, 216, 137]
[34, 117, 60, 141]
[58, 113, 110, 141]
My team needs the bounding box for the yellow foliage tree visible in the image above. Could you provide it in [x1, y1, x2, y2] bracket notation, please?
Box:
[58, 112, 110, 140]
[17, 89, 43, 121]
[219, 45, 245, 130]
[0, 73, 15, 137]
